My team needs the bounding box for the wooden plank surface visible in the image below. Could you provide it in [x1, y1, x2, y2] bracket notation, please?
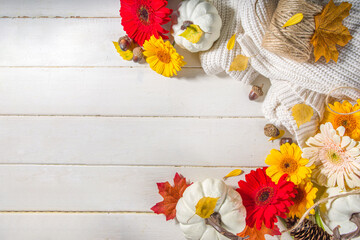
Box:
[0, 0, 182, 17]
[0, 1, 287, 239]
[0, 68, 268, 116]
[0, 0, 120, 17]
[0, 213, 184, 240]
[0, 165, 252, 211]
[0, 213, 282, 240]
[0, 18, 200, 67]
[0, 116, 277, 165]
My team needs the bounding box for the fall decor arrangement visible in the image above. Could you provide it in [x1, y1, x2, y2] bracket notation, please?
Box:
[114, 0, 360, 239]
[262, 0, 353, 63]
[115, 0, 222, 77]
[152, 96, 360, 239]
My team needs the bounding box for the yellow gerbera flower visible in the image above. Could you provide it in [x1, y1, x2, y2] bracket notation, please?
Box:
[322, 100, 360, 141]
[143, 36, 186, 77]
[265, 143, 312, 185]
[287, 180, 318, 218]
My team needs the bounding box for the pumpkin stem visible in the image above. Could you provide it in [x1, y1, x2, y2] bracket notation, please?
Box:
[205, 212, 249, 240]
[333, 212, 360, 240]
[180, 21, 193, 30]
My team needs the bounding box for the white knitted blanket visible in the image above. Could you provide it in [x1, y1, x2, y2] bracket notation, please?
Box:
[200, 0, 360, 146]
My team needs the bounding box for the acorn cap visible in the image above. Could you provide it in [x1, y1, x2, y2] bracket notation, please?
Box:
[118, 35, 132, 44]
[252, 85, 264, 96]
[133, 47, 143, 58]
[264, 124, 280, 137]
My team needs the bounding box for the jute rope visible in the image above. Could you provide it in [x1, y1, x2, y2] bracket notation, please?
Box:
[282, 189, 360, 234]
[262, 0, 323, 62]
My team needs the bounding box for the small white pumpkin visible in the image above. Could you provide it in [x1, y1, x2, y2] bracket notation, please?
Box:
[172, 0, 222, 52]
[176, 178, 246, 240]
[320, 187, 360, 239]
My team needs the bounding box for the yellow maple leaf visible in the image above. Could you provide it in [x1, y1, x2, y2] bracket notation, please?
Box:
[310, 0, 352, 63]
[179, 24, 204, 44]
[223, 169, 242, 180]
[282, 13, 304, 28]
[195, 197, 218, 219]
[227, 34, 236, 50]
[113, 41, 133, 61]
[229, 55, 249, 72]
[292, 103, 314, 128]
[237, 224, 280, 240]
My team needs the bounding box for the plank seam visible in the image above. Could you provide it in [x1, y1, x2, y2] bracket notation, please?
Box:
[0, 66, 201, 69]
[0, 16, 121, 19]
[0, 163, 262, 168]
[0, 211, 153, 214]
[0, 114, 265, 119]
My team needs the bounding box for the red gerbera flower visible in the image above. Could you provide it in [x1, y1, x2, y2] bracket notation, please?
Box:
[120, 0, 172, 46]
[236, 167, 296, 230]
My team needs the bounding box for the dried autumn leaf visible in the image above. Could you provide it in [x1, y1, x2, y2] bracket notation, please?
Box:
[229, 55, 249, 72]
[237, 224, 281, 240]
[151, 173, 191, 221]
[268, 130, 285, 141]
[227, 34, 236, 50]
[292, 103, 314, 128]
[195, 197, 219, 219]
[282, 13, 304, 28]
[179, 24, 204, 44]
[310, 0, 352, 62]
[223, 169, 243, 180]
[113, 41, 133, 61]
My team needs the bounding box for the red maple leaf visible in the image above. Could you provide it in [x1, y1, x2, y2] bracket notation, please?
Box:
[237, 223, 281, 240]
[151, 173, 190, 220]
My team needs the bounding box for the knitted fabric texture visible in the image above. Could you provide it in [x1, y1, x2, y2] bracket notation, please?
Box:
[200, 0, 360, 147]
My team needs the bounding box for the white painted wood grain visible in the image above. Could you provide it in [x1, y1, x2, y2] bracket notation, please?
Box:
[0, 213, 184, 240]
[0, 116, 277, 165]
[0, 0, 182, 17]
[0, 18, 200, 67]
[0, 68, 268, 116]
[0, 213, 283, 240]
[0, 165, 254, 211]
[0, 0, 120, 17]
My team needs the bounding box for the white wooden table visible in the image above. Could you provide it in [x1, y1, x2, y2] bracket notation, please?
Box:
[0, 0, 285, 239]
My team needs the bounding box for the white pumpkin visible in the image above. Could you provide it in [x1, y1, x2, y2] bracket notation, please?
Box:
[320, 187, 360, 239]
[176, 178, 246, 240]
[172, 0, 222, 52]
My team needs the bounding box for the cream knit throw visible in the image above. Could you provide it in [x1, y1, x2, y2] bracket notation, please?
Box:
[200, 0, 360, 147]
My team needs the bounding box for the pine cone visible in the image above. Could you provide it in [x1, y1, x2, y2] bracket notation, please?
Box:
[286, 218, 332, 240]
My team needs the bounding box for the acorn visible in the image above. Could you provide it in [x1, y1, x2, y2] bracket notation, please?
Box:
[264, 124, 280, 138]
[132, 46, 143, 63]
[280, 138, 293, 145]
[249, 84, 264, 101]
[118, 35, 133, 51]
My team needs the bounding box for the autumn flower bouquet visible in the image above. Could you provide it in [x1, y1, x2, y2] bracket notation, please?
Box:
[151, 93, 360, 240]
[114, 0, 223, 78]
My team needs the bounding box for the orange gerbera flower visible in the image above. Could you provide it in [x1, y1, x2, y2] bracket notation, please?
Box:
[322, 100, 360, 141]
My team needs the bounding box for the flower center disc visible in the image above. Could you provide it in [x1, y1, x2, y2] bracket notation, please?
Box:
[157, 50, 171, 63]
[280, 157, 298, 174]
[335, 115, 357, 134]
[138, 6, 149, 23]
[255, 187, 274, 206]
[292, 187, 305, 204]
[327, 150, 344, 165]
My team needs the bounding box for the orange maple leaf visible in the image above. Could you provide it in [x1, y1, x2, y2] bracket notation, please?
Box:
[237, 224, 281, 240]
[310, 0, 352, 63]
[151, 173, 190, 220]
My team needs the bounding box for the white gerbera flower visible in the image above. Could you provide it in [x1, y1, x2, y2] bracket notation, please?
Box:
[302, 122, 360, 190]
